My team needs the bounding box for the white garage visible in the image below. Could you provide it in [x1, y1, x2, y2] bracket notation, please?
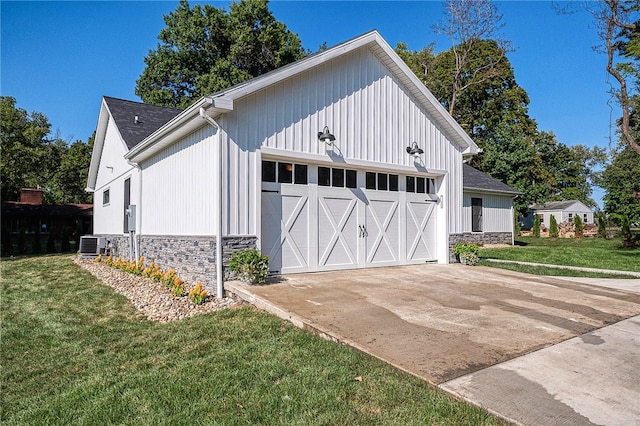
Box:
[90, 30, 482, 294]
[261, 161, 439, 273]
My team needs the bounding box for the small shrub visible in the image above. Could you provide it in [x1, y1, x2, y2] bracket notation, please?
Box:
[104, 255, 114, 267]
[172, 278, 185, 297]
[189, 282, 208, 305]
[533, 214, 541, 238]
[95, 254, 103, 263]
[228, 248, 270, 284]
[549, 215, 559, 238]
[597, 213, 608, 238]
[163, 269, 178, 288]
[574, 215, 584, 238]
[452, 241, 480, 266]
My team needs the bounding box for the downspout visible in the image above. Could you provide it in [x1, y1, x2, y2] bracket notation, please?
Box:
[199, 107, 224, 299]
[126, 160, 142, 262]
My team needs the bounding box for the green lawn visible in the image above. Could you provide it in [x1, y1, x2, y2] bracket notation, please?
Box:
[1, 256, 502, 425]
[480, 236, 640, 274]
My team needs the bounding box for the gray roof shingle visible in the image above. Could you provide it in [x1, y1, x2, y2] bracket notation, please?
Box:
[103, 97, 182, 150]
[463, 164, 520, 195]
[530, 200, 582, 210]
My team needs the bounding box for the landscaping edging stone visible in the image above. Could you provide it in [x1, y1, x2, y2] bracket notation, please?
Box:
[75, 257, 241, 323]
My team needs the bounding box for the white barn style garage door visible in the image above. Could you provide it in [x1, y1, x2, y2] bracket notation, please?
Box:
[261, 160, 438, 274]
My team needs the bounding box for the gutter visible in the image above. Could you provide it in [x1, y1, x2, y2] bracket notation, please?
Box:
[199, 104, 225, 299]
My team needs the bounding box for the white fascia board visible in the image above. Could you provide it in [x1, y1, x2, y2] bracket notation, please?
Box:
[260, 146, 446, 176]
[125, 97, 230, 163]
[463, 187, 522, 198]
[86, 99, 110, 191]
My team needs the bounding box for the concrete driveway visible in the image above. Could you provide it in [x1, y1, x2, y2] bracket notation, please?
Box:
[227, 264, 640, 425]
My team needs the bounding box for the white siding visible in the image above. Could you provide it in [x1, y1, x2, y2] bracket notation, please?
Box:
[93, 116, 139, 235]
[218, 45, 464, 237]
[463, 192, 514, 233]
[140, 126, 217, 235]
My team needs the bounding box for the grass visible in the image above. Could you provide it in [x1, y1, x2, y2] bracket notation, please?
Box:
[1, 255, 503, 425]
[480, 236, 640, 275]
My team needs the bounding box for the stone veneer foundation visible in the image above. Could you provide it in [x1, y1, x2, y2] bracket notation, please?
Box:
[448, 232, 513, 263]
[100, 234, 257, 291]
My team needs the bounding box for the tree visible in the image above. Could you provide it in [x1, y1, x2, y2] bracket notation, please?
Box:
[433, 0, 513, 117]
[574, 214, 584, 238]
[601, 143, 640, 222]
[549, 214, 559, 238]
[533, 213, 541, 238]
[1, 96, 93, 203]
[1, 96, 51, 201]
[136, 0, 306, 108]
[594, 0, 640, 155]
[597, 212, 608, 238]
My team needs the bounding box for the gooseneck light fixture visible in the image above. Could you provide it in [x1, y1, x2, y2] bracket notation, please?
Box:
[406, 142, 424, 158]
[318, 126, 336, 144]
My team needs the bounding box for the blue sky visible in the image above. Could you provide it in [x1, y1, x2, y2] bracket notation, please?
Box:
[1, 1, 613, 202]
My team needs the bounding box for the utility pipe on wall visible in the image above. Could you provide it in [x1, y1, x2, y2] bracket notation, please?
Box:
[199, 107, 224, 298]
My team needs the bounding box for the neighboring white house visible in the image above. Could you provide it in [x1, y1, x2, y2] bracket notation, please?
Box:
[87, 30, 518, 295]
[461, 164, 520, 245]
[521, 200, 594, 230]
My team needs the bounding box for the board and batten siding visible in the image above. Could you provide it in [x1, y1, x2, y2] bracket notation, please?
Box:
[463, 192, 514, 233]
[218, 45, 465, 237]
[139, 125, 218, 235]
[93, 115, 140, 235]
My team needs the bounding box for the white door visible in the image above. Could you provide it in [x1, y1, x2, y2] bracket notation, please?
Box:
[316, 187, 360, 270]
[261, 165, 439, 273]
[405, 195, 437, 262]
[261, 183, 310, 273]
[362, 190, 401, 266]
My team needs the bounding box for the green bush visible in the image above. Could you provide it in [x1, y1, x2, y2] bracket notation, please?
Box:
[597, 212, 608, 238]
[228, 248, 270, 284]
[533, 214, 541, 238]
[452, 241, 480, 266]
[549, 215, 559, 238]
[573, 215, 583, 239]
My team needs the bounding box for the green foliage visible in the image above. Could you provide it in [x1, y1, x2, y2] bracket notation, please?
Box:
[228, 248, 270, 283]
[452, 241, 480, 265]
[0, 96, 93, 203]
[533, 214, 541, 238]
[597, 212, 608, 238]
[549, 215, 559, 238]
[601, 143, 640, 223]
[135, 0, 306, 108]
[611, 213, 636, 247]
[514, 211, 521, 236]
[573, 215, 584, 239]
[188, 282, 208, 305]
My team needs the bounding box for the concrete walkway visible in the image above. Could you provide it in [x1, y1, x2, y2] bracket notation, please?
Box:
[226, 265, 640, 425]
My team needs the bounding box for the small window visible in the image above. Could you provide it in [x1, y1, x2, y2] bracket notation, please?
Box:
[318, 167, 330, 186]
[366, 172, 376, 190]
[278, 163, 293, 184]
[568, 213, 573, 222]
[389, 174, 398, 192]
[263, 160, 307, 185]
[417, 177, 426, 194]
[583, 214, 588, 223]
[103, 189, 110, 206]
[540, 216, 545, 223]
[332, 168, 344, 188]
[294, 164, 308, 185]
[406, 176, 415, 193]
[262, 161, 276, 182]
[377, 173, 388, 191]
[346, 170, 357, 189]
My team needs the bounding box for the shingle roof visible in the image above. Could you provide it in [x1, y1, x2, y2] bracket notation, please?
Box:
[530, 200, 581, 210]
[463, 164, 520, 195]
[103, 97, 182, 150]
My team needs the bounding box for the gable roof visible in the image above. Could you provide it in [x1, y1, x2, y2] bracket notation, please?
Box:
[463, 164, 520, 196]
[530, 200, 590, 211]
[126, 30, 480, 163]
[86, 97, 182, 191]
[103, 97, 182, 150]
